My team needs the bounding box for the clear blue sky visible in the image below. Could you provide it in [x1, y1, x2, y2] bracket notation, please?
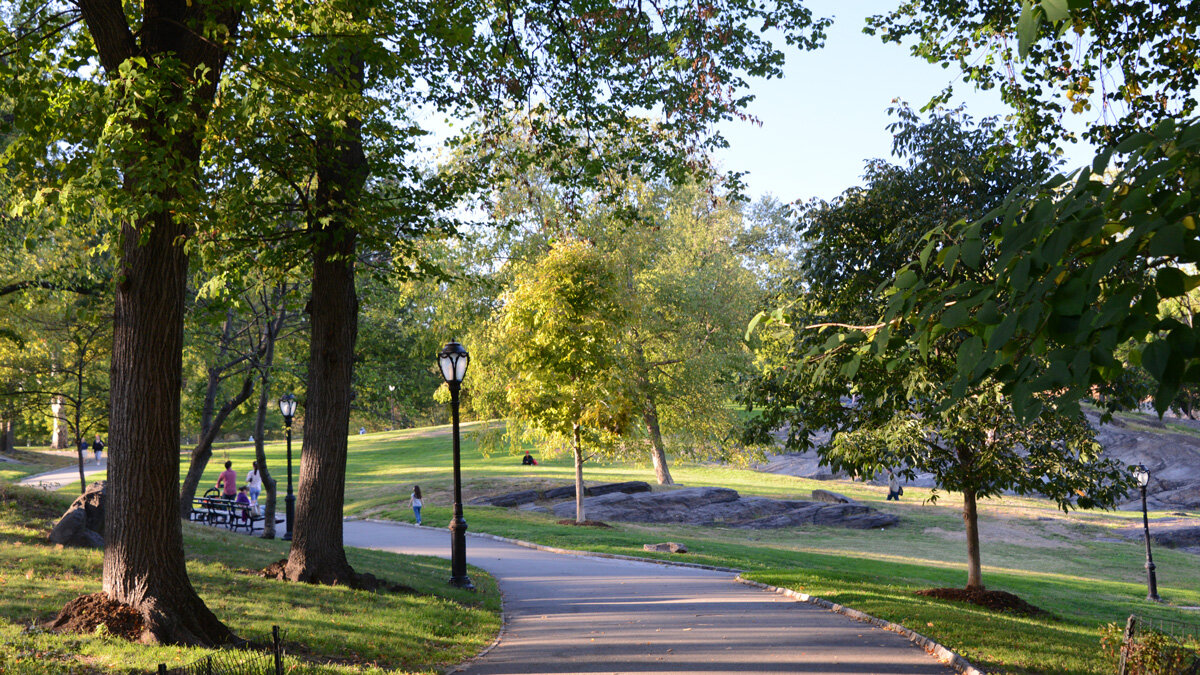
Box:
[716, 0, 1095, 203]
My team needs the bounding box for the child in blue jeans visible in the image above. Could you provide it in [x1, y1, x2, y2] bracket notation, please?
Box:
[410, 485, 423, 526]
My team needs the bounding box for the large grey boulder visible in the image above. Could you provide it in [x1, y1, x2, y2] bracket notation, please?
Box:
[588, 481, 652, 497]
[48, 481, 105, 548]
[551, 486, 899, 530]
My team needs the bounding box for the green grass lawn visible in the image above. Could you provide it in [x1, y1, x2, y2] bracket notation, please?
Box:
[325, 423, 1199, 675]
[0, 482, 500, 674]
[10, 422, 1197, 674]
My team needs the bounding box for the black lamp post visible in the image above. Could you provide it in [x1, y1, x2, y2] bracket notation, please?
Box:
[279, 393, 297, 542]
[1133, 465, 1160, 601]
[439, 341, 473, 590]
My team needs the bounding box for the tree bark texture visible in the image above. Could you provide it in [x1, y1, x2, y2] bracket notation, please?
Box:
[78, 0, 239, 645]
[962, 488, 984, 590]
[283, 52, 366, 584]
[573, 423, 585, 523]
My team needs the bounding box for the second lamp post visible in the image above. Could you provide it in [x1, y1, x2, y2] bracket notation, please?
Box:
[439, 341, 473, 590]
[279, 393, 297, 541]
[1133, 465, 1160, 602]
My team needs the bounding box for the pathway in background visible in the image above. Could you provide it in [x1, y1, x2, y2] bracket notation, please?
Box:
[344, 519, 955, 675]
[18, 459, 104, 490]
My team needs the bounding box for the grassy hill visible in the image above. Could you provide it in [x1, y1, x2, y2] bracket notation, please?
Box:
[0, 482, 500, 674]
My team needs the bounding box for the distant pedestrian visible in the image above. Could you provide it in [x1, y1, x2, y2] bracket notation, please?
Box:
[246, 461, 263, 515]
[886, 470, 902, 501]
[411, 485, 423, 526]
[359, 427, 367, 435]
[217, 461, 237, 499]
[92, 435, 105, 464]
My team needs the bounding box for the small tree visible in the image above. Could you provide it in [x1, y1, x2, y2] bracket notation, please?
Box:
[495, 239, 634, 523]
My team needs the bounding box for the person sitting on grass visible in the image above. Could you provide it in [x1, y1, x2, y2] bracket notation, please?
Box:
[521, 450, 537, 466]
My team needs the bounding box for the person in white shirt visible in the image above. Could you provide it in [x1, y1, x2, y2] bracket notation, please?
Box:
[411, 485, 423, 526]
[247, 461, 264, 515]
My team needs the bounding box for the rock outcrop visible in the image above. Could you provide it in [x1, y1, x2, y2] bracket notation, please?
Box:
[48, 481, 105, 548]
[470, 481, 652, 508]
[549, 486, 899, 530]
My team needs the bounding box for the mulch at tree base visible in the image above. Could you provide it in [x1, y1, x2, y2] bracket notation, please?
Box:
[915, 587, 1054, 618]
[556, 519, 612, 528]
[257, 559, 418, 594]
[47, 592, 145, 641]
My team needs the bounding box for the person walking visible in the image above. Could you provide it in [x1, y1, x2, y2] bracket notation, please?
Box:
[410, 485, 423, 526]
[886, 470, 902, 501]
[92, 435, 105, 464]
[216, 461, 237, 499]
[246, 461, 263, 515]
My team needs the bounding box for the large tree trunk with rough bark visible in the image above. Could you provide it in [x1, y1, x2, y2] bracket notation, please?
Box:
[72, 0, 239, 646]
[282, 51, 366, 585]
[963, 488, 983, 590]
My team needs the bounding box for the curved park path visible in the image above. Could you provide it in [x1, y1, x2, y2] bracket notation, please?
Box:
[344, 519, 957, 675]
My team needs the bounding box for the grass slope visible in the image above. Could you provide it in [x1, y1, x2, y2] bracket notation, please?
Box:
[0, 483, 500, 674]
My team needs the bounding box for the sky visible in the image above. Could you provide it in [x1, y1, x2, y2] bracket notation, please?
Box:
[715, 0, 1096, 204]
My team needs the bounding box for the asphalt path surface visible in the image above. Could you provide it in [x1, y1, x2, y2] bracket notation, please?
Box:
[344, 519, 956, 675]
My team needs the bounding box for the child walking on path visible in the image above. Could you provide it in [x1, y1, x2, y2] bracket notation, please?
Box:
[411, 485, 423, 526]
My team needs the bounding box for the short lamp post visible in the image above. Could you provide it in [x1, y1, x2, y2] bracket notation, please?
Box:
[1133, 465, 1160, 602]
[279, 394, 297, 542]
[439, 341, 473, 590]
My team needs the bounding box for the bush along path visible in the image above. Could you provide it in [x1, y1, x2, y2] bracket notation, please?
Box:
[343, 518, 961, 674]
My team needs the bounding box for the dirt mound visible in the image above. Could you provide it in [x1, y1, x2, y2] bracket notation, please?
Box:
[556, 519, 612, 528]
[915, 587, 1053, 618]
[257, 559, 417, 594]
[49, 592, 145, 641]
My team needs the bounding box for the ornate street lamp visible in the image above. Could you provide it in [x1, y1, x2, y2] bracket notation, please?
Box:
[279, 394, 298, 541]
[1133, 465, 1160, 602]
[439, 341, 473, 589]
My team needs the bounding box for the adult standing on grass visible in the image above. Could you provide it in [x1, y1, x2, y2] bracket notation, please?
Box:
[247, 461, 263, 515]
[411, 485, 423, 526]
[887, 470, 901, 501]
[217, 461, 237, 500]
[92, 435, 104, 464]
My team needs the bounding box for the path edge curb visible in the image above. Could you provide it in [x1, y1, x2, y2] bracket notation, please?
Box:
[734, 576, 987, 675]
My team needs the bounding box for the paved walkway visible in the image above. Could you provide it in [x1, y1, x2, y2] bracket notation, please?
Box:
[344, 520, 956, 675]
[16, 458, 104, 490]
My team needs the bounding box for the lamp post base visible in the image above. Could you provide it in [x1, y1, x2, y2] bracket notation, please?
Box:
[449, 511, 473, 591]
[283, 493, 295, 541]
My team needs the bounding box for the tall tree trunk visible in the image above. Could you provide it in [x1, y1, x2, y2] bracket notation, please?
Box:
[573, 423, 585, 524]
[1, 419, 13, 453]
[74, 0, 239, 645]
[963, 488, 984, 590]
[51, 398, 68, 449]
[632, 344, 673, 485]
[283, 50, 366, 585]
[643, 398, 673, 485]
[252, 298, 288, 539]
[177, 377, 254, 518]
